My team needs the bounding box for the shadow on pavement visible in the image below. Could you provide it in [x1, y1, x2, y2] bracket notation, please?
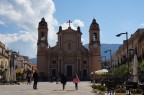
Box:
[66, 90, 76, 91]
[52, 90, 64, 91]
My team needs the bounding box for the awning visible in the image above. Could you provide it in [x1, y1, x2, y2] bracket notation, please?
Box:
[95, 69, 108, 74]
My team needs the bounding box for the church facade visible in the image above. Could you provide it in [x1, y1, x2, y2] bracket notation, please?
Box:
[37, 18, 101, 80]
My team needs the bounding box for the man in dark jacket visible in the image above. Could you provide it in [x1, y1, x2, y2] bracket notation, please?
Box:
[61, 74, 67, 90]
[33, 70, 38, 89]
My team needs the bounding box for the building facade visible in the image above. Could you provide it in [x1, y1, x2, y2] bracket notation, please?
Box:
[0, 42, 11, 81]
[0, 41, 34, 82]
[37, 18, 101, 80]
[112, 28, 144, 67]
[13, 54, 33, 81]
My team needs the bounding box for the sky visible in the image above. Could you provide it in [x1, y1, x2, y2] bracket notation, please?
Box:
[0, 0, 144, 58]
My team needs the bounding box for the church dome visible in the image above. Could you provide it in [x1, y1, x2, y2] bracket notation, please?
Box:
[39, 18, 47, 27]
[90, 19, 99, 30]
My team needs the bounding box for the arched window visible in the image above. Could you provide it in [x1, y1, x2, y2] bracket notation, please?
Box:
[68, 43, 71, 51]
[41, 31, 45, 37]
[60, 36, 62, 49]
[82, 69, 87, 77]
[135, 47, 137, 54]
[78, 59, 80, 71]
[93, 32, 97, 41]
[41, 31, 45, 41]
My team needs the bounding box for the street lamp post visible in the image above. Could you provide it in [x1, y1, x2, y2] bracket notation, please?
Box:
[104, 50, 112, 68]
[101, 56, 106, 69]
[116, 32, 130, 95]
[116, 32, 129, 73]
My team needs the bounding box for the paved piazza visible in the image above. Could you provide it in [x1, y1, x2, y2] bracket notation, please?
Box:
[0, 81, 100, 95]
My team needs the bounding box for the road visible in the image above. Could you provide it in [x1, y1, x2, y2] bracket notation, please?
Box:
[0, 81, 100, 95]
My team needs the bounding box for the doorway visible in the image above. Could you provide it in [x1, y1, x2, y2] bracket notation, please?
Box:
[66, 65, 72, 77]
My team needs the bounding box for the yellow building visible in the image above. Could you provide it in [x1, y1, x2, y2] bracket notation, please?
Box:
[23, 61, 33, 73]
[0, 41, 11, 81]
[112, 28, 144, 67]
[15, 56, 33, 74]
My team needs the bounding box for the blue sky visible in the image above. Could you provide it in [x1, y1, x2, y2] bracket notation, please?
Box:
[0, 0, 144, 58]
[54, 0, 144, 44]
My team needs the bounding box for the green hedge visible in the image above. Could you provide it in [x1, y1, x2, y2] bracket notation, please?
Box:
[91, 85, 106, 91]
[115, 87, 126, 93]
[131, 89, 142, 94]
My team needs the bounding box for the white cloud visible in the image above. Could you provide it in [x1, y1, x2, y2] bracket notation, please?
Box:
[61, 19, 84, 30]
[81, 38, 85, 45]
[0, 3, 22, 22]
[0, 20, 5, 25]
[139, 23, 144, 28]
[0, 31, 36, 47]
[0, 0, 57, 58]
[0, 0, 86, 58]
[73, 20, 84, 27]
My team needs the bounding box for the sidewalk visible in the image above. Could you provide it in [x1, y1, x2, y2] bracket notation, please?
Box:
[0, 81, 100, 95]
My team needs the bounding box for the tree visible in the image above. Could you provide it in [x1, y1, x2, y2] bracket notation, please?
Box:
[0, 70, 4, 76]
[139, 62, 144, 81]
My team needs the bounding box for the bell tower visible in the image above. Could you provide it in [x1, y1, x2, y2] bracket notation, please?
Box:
[37, 18, 48, 76]
[89, 19, 101, 72]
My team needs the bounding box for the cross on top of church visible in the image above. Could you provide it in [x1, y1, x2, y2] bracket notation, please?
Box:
[67, 20, 72, 27]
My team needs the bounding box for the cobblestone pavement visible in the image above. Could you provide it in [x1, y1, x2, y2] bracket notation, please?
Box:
[0, 81, 100, 95]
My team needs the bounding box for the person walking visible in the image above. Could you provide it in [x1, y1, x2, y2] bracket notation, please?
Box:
[61, 74, 67, 90]
[33, 70, 38, 89]
[26, 74, 31, 85]
[56, 75, 59, 84]
[73, 73, 80, 90]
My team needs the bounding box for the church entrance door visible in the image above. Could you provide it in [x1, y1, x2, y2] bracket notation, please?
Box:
[66, 65, 72, 77]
